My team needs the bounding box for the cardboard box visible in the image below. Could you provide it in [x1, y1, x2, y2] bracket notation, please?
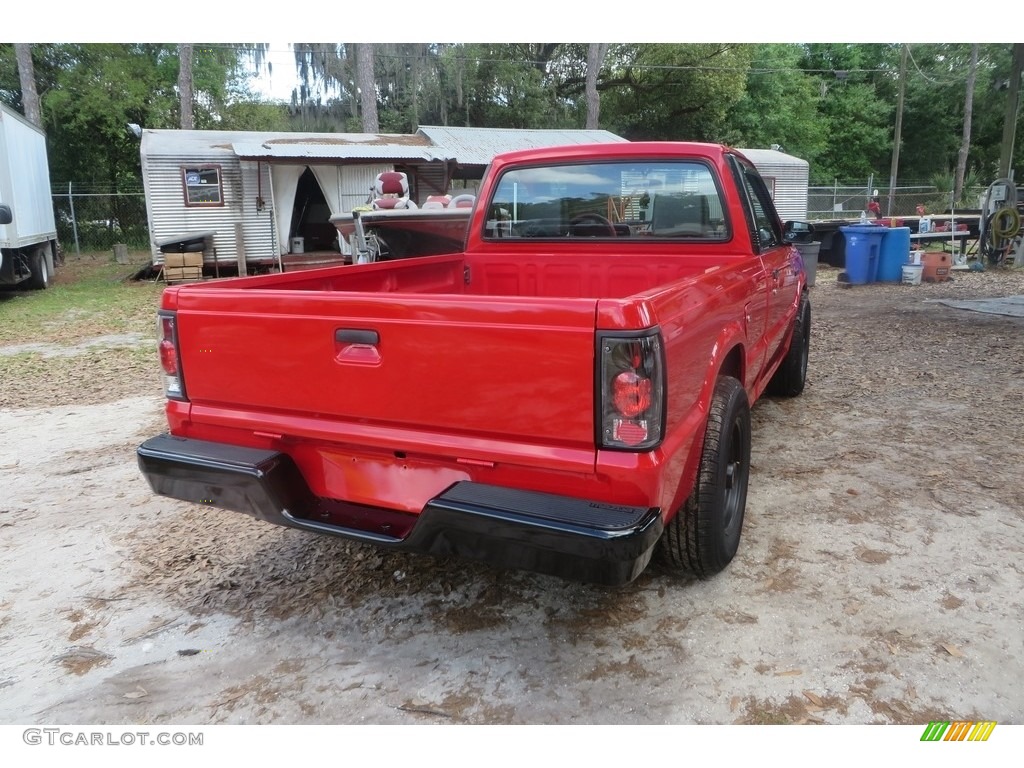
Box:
[163, 265, 203, 282]
[163, 252, 203, 268]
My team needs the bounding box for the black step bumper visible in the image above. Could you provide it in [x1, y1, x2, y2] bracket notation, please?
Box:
[137, 434, 663, 585]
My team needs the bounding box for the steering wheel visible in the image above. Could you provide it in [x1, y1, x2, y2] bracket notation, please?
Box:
[569, 213, 616, 237]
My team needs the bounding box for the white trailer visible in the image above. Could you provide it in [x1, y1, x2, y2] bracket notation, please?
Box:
[0, 102, 58, 289]
[737, 147, 810, 221]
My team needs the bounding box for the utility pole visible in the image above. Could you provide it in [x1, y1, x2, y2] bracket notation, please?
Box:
[886, 44, 908, 218]
[998, 43, 1024, 180]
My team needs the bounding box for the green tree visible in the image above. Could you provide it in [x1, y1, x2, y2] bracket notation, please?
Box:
[1, 43, 274, 189]
[599, 44, 752, 141]
[720, 44, 826, 164]
[800, 44, 894, 182]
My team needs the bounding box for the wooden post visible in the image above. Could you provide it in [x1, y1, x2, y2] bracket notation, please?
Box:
[235, 223, 247, 276]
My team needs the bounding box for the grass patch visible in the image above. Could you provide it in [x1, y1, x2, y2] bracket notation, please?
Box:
[0, 253, 166, 409]
[0, 253, 163, 347]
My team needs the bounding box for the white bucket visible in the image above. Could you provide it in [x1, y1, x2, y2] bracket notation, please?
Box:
[290, 237, 305, 253]
[902, 264, 923, 285]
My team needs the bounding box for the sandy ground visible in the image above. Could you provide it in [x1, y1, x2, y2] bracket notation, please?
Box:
[1, 265, 1023, 726]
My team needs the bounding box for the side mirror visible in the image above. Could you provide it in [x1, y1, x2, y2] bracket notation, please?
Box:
[0, 204, 12, 225]
[783, 220, 814, 244]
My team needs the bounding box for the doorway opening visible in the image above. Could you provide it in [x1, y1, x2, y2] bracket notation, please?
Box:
[290, 168, 338, 252]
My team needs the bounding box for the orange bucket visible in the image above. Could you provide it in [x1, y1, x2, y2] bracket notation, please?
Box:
[921, 251, 951, 283]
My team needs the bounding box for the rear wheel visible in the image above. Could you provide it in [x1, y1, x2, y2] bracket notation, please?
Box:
[766, 295, 809, 397]
[659, 375, 751, 578]
[26, 247, 49, 290]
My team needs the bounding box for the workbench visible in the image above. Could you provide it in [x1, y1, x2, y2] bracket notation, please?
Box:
[910, 230, 975, 257]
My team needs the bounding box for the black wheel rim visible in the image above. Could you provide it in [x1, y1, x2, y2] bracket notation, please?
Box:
[721, 414, 749, 540]
[798, 316, 809, 378]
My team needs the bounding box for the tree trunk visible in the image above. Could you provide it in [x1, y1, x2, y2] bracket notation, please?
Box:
[14, 43, 42, 127]
[356, 43, 379, 133]
[585, 43, 609, 129]
[954, 44, 979, 204]
[178, 43, 195, 130]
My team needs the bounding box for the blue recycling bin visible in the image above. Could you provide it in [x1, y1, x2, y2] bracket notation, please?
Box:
[840, 224, 886, 284]
[878, 227, 911, 282]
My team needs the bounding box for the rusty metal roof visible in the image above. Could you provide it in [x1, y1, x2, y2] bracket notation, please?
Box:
[230, 141, 452, 162]
[141, 126, 627, 166]
[417, 126, 627, 166]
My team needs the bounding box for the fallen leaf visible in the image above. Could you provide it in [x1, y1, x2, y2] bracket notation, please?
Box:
[803, 691, 824, 707]
[53, 646, 111, 663]
[397, 702, 451, 718]
[123, 616, 179, 643]
[730, 696, 741, 712]
[941, 643, 965, 658]
[775, 669, 802, 677]
[177, 649, 201, 657]
[123, 687, 148, 700]
[846, 488, 860, 496]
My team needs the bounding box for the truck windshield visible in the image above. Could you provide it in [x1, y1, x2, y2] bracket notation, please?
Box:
[485, 160, 728, 241]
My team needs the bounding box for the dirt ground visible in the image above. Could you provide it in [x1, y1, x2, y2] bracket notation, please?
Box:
[1, 263, 1023, 726]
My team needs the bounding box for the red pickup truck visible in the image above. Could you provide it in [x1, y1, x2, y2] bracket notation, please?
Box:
[137, 142, 812, 586]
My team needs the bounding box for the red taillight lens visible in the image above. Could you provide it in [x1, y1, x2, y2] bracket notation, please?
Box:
[158, 339, 178, 375]
[613, 371, 652, 417]
[599, 333, 664, 450]
[157, 313, 184, 398]
[158, 318, 177, 374]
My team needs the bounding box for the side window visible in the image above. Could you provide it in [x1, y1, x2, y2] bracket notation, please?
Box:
[743, 170, 782, 251]
[729, 157, 782, 253]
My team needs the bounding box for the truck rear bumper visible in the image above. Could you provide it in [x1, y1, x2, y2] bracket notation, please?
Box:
[137, 434, 663, 586]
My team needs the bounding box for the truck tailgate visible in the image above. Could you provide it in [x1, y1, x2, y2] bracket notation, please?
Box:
[174, 289, 599, 448]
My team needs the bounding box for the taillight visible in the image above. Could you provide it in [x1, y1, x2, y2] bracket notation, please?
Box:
[599, 333, 664, 450]
[157, 312, 184, 399]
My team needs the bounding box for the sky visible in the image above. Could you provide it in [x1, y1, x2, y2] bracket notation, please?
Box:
[250, 44, 300, 102]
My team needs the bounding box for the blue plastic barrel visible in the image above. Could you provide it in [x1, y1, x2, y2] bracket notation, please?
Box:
[840, 225, 886, 284]
[877, 227, 911, 282]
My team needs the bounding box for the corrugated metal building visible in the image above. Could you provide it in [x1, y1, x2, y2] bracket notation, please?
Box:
[735, 147, 810, 220]
[139, 126, 624, 268]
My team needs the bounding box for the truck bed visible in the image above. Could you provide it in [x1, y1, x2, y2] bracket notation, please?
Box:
[163, 250, 749, 505]
[189, 250, 746, 299]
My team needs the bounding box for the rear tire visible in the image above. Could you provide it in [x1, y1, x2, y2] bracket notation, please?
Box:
[26, 247, 49, 290]
[659, 375, 751, 578]
[766, 295, 809, 397]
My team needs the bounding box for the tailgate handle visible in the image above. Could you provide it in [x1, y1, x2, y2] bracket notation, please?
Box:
[335, 329, 379, 345]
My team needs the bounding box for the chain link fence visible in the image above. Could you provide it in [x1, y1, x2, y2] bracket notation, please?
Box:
[51, 185, 149, 256]
[808, 183, 987, 221]
[46, 182, 991, 255]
